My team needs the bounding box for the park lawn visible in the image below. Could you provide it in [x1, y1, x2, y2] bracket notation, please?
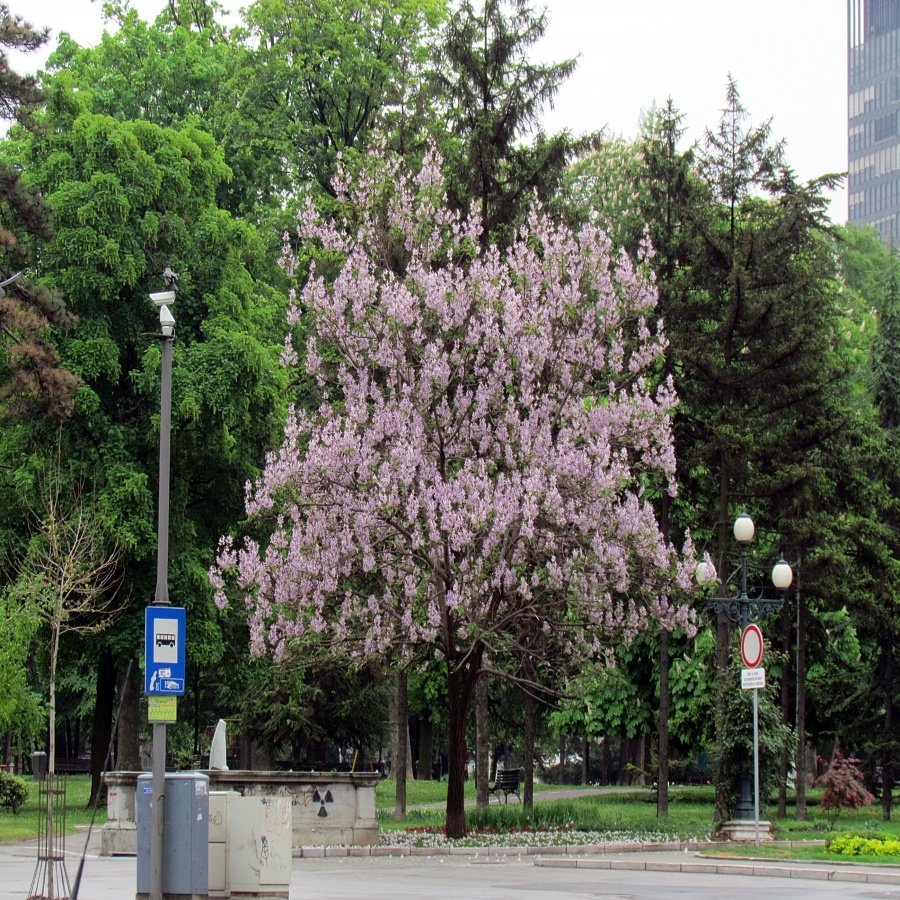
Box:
[375, 776, 563, 811]
[706, 843, 900, 866]
[378, 784, 900, 849]
[771, 790, 900, 842]
[379, 785, 716, 840]
[375, 777, 473, 809]
[0, 776, 104, 843]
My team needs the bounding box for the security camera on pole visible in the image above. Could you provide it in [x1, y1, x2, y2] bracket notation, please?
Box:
[695, 513, 793, 844]
[142, 275, 188, 900]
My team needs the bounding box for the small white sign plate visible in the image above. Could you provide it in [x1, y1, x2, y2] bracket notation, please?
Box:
[741, 667, 766, 690]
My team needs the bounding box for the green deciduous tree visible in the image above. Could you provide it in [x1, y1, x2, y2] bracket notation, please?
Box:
[1, 88, 287, 771]
[0, 4, 78, 419]
[240, 0, 445, 200]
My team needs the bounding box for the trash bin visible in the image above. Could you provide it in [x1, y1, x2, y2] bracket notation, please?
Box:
[31, 752, 47, 780]
[136, 772, 209, 899]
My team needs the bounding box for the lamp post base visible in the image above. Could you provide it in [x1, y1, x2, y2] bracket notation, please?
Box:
[716, 819, 775, 842]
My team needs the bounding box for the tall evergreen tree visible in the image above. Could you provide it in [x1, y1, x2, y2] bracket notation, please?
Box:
[868, 252, 900, 819]
[438, 0, 584, 247]
[687, 80, 844, 824]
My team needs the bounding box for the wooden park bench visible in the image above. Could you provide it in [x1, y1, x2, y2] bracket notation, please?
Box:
[488, 767, 522, 803]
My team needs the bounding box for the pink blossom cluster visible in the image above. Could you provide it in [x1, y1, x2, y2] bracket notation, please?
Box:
[211, 151, 696, 666]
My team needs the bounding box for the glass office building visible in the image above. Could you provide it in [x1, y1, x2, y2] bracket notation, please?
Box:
[848, 0, 900, 241]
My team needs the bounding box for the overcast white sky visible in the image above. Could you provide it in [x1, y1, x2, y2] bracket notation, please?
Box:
[14, 0, 848, 222]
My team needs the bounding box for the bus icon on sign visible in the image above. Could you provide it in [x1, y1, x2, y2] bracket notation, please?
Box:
[156, 633, 176, 648]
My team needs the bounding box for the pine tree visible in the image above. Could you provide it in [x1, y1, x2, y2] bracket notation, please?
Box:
[0, 4, 77, 418]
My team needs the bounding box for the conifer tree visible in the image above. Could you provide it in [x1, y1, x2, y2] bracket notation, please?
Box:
[438, 0, 583, 247]
[688, 80, 844, 824]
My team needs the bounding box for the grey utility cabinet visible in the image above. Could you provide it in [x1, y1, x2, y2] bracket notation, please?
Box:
[136, 772, 209, 899]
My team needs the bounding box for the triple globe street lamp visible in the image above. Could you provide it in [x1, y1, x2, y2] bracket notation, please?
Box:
[695, 513, 793, 840]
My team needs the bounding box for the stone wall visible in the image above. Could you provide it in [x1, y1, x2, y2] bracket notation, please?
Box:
[100, 770, 381, 855]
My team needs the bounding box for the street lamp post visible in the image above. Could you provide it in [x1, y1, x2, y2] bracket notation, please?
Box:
[148, 288, 175, 900]
[696, 513, 793, 839]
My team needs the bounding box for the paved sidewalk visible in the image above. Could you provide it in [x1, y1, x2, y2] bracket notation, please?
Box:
[3, 832, 899, 899]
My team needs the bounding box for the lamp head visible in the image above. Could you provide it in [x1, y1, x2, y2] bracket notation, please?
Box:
[694, 559, 714, 585]
[733, 512, 755, 543]
[772, 557, 793, 590]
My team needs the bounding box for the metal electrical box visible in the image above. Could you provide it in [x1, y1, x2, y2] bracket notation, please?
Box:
[227, 795, 292, 898]
[136, 772, 209, 899]
[208, 790, 239, 898]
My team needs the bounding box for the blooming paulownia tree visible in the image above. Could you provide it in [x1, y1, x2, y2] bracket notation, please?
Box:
[212, 151, 696, 837]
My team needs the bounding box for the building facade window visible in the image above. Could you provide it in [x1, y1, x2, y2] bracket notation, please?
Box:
[849, 0, 900, 243]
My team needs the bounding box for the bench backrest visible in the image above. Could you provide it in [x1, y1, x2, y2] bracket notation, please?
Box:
[497, 768, 521, 784]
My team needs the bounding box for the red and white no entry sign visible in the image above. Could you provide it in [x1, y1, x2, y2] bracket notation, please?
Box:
[741, 623, 764, 669]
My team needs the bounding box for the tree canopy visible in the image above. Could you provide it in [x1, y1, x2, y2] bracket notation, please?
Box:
[213, 150, 697, 835]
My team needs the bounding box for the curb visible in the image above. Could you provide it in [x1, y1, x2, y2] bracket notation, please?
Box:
[292, 840, 900, 886]
[532, 855, 900, 886]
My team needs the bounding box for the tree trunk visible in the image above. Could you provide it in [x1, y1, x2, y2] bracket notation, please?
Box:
[657, 627, 670, 817]
[601, 735, 610, 785]
[90, 650, 116, 804]
[883, 631, 894, 822]
[115, 659, 142, 770]
[446, 669, 472, 838]
[777, 598, 792, 818]
[582, 736, 589, 786]
[418, 719, 433, 781]
[523, 688, 535, 810]
[475, 669, 489, 810]
[49, 625, 58, 777]
[394, 672, 408, 821]
[193, 664, 202, 756]
[795, 560, 808, 820]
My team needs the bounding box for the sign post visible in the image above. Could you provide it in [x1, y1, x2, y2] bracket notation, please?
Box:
[741, 623, 765, 846]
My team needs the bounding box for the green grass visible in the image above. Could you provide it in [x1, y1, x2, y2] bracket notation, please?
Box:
[375, 777, 474, 810]
[376, 782, 900, 847]
[463, 789, 713, 840]
[0, 776, 105, 843]
[707, 842, 900, 865]
[375, 777, 576, 813]
[377, 784, 715, 839]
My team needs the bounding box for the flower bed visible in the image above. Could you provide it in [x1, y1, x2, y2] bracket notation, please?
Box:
[381, 826, 700, 849]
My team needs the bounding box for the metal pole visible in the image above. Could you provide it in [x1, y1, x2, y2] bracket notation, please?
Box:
[150, 331, 173, 900]
[155, 334, 173, 608]
[753, 686, 760, 846]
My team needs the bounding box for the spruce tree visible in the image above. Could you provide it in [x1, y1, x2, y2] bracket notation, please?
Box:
[438, 0, 583, 247]
[687, 80, 844, 825]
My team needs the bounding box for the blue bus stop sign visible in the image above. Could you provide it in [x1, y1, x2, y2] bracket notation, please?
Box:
[145, 606, 186, 695]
